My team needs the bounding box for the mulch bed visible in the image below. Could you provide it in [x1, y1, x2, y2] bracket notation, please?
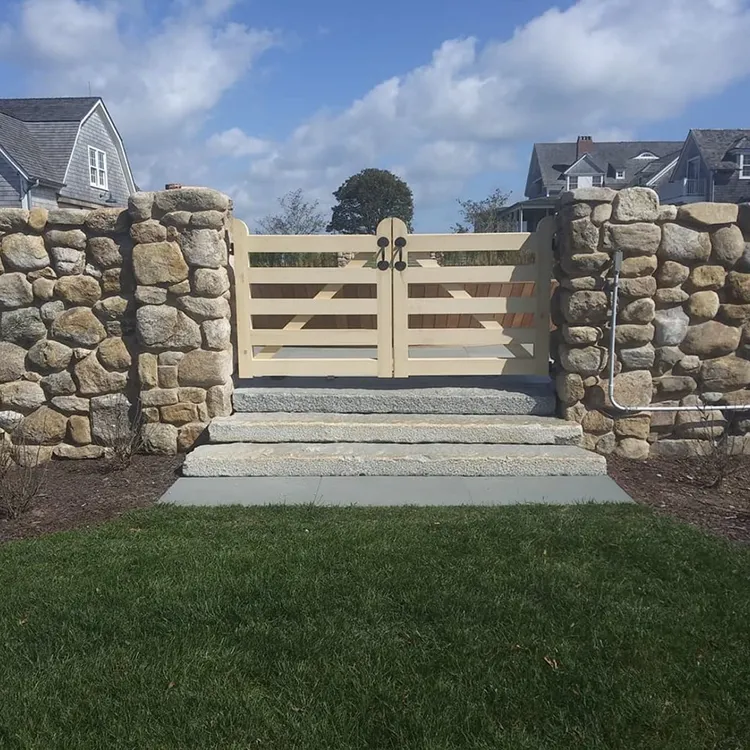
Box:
[609, 454, 750, 544]
[3, 451, 750, 546]
[0, 455, 182, 544]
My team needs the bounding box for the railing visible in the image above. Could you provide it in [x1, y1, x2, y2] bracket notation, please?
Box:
[659, 178, 707, 202]
[685, 179, 707, 196]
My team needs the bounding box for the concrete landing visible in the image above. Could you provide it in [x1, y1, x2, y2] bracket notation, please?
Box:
[183, 443, 606, 477]
[160, 476, 632, 506]
[209, 413, 582, 445]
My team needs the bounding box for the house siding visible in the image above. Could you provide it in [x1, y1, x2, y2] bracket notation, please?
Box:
[0, 154, 22, 207]
[58, 108, 131, 207]
[712, 171, 750, 204]
[29, 185, 60, 210]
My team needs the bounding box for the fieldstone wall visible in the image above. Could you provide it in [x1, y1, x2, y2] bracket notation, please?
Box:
[554, 187, 750, 459]
[131, 189, 233, 455]
[0, 188, 234, 461]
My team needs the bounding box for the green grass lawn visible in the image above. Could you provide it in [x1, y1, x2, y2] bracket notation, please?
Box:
[1, 504, 749, 750]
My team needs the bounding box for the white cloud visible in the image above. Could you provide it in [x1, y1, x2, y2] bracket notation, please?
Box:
[4, 0, 750, 228]
[207, 128, 272, 157]
[219, 0, 750, 225]
[0, 0, 276, 188]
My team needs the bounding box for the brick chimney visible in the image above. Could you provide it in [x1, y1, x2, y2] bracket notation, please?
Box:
[576, 135, 594, 159]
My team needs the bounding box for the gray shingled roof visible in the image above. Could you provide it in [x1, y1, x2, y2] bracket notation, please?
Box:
[691, 129, 750, 170]
[25, 122, 80, 183]
[0, 97, 99, 123]
[0, 112, 55, 182]
[0, 97, 100, 184]
[529, 141, 683, 195]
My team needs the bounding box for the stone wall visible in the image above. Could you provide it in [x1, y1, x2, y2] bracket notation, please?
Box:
[554, 186, 750, 459]
[0, 188, 233, 461]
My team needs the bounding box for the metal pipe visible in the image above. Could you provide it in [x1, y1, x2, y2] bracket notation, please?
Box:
[607, 248, 750, 413]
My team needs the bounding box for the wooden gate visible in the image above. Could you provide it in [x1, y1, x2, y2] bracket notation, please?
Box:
[231, 216, 553, 378]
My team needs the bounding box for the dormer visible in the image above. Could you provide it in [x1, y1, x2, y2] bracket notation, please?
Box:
[563, 154, 605, 190]
[634, 151, 658, 159]
[726, 137, 750, 179]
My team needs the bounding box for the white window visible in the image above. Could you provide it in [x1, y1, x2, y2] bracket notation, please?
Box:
[592, 175, 604, 187]
[740, 154, 750, 179]
[616, 170, 625, 180]
[567, 176, 579, 190]
[635, 152, 658, 159]
[88, 147, 108, 189]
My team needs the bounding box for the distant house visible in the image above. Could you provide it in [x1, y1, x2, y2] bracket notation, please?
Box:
[500, 136, 683, 231]
[0, 97, 136, 210]
[658, 129, 750, 205]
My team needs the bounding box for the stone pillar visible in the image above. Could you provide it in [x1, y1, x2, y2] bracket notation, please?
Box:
[554, 187, 750, 459]
[129, 188, 234, 455]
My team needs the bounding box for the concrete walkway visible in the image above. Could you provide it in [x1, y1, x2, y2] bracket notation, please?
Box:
[160, 476, 632, 507]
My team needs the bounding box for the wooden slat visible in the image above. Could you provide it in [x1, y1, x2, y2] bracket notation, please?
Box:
[231, 218, 256, 379]
[377, 217, 395, 377]
[533, 216, 555, 375]
[404, 232, 533, 253]
[249, 268, 376, 284]
[245, 235, 377, 254]
[249, 297, 378, 316]
[407, 297, 537, 315]
[248, 358, 380, 377]
[408, 328, 536, 346]
[405, 358, 539, 377]
[392, 217, 410, 377]
[250, 329, 378, 346]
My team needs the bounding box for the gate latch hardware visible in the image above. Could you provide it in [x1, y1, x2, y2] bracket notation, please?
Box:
[376, 236, 390, 270]
[394, 237, 407, 271]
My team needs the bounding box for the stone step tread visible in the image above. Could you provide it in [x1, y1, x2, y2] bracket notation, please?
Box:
[233, 384, 555, 416]
[209, 413, 582, 445]
[183, 443, 606, 478]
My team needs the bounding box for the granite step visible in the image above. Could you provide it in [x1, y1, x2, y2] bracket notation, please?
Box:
[233, 379, 555, 416]
[209, 413, 581, 445]
[183, 443, 606, 478]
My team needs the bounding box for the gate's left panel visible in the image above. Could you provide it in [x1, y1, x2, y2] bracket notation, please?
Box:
[231, 218, 392, 378]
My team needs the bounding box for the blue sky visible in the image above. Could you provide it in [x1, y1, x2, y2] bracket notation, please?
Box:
[2, 0, 750, 230]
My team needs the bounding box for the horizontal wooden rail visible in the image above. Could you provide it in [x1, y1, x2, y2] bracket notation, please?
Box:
[405, 358, 536, 376]
[249, 268, 376, 284]
[404, 233, 534, 253]
[250, 329, 378, 346]
[406, 266, 536, 284]
[408, 328, 537, 346]
[249, 298, 379, 316]
[248, 358, 380, 377]
[245, 236, 376, 254]
[407, 297, 537, 315]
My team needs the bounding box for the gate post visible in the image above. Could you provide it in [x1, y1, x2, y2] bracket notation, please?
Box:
[130, 187, 235, 455]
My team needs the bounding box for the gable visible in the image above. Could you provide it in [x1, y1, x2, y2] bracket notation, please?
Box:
[60, 105, 134, 206]
[62, 102, 136, 196]
[671, 133, 703, 181]
[565, 154, 604, 176]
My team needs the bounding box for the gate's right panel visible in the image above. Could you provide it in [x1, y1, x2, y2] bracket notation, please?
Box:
[391, 217, 554, 378]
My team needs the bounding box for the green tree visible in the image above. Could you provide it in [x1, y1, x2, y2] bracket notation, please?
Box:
[254, 189, 334, 267]
[451, 188, 514, 233]
[446, 188, 520, 267]
[327, 168, 414, 234]
[257, 189, 327, 235]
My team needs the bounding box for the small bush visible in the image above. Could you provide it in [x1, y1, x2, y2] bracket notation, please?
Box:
[0, 434, 48, 520]
[98, 402, 144, 472]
